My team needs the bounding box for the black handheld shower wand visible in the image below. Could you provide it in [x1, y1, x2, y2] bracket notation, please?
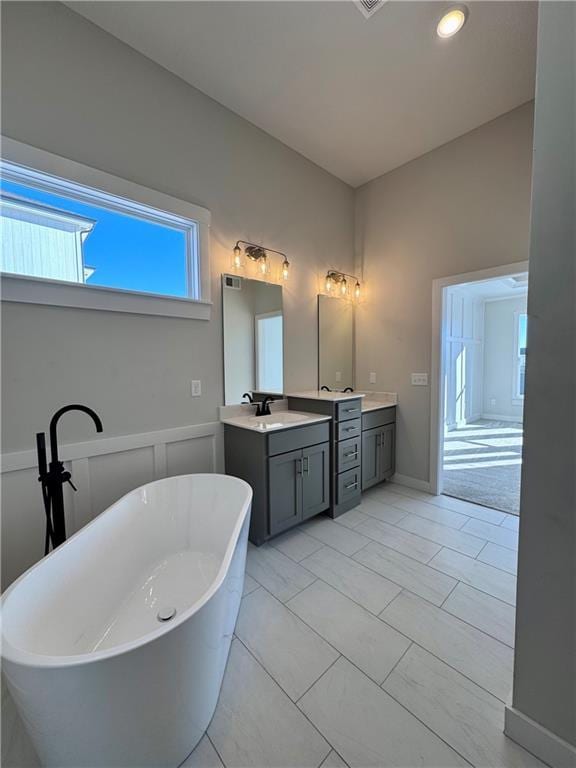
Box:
[37, 404, 103, 555]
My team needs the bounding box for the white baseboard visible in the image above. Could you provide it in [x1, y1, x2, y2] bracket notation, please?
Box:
[481, 412, 523, 423]
[391, 473, 432, 493]
[505, 706, 576, 768]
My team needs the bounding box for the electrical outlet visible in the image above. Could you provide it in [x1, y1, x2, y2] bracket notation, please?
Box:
[369, 371, 377, 384]
[190, 380, 202, 397]
[335, 371, 342, 383]
[490, 397, 497, 408]
[411, 373, 428, 386]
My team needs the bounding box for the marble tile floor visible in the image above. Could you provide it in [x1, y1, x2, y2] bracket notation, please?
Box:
[4, 482, 541, 768]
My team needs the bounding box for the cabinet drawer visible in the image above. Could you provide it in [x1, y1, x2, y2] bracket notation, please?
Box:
[268, 422, 330, 456]
[337, 467, 361, 504]
[362, 406, 396, 431]
[337, 418, 361, 441]
[336, 399, 363, 422]
[337, 436, 361, 473]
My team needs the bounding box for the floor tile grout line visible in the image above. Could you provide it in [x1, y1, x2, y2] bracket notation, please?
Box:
[388, 482, 514, 522]
[359, 492, 473, 531]
[378, 641, 414, 687]
[375, 614, 514, 708]
[232, 634, 334, 761]
[419, 546, 517, 606]
[206, 732, 227, 768]
[379, 585, 514, 667]
[295, 653, 342, 705]
[438, 578, 460, 609]
[295, 552, 402, 617]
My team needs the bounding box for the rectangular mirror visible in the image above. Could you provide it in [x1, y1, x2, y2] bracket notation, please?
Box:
[222, 275, 284, 404]
[318, 294, 354, 390]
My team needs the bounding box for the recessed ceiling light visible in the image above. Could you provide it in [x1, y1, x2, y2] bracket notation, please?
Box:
[437, 6, 468, 38]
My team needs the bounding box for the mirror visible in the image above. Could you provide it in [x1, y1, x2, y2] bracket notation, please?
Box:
[222, 275, 284, 404]
[318, 295, 354, 390]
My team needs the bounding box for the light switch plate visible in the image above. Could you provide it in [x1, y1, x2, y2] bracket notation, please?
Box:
[190, 380, 202, 397]
[411, 373, 428, 386]
[335, 371, 342, 382]
[369, 372, 377, 384]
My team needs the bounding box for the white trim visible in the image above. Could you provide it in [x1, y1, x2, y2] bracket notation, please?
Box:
[480, 412, 523, 423]
[0, 138, 212, 319]
[505, 706, 576, 768]
[1, 421, 223, 473]
[430, 261, 529, 495]
[392, 473, 432, 493]
[0, 274, 212, 320]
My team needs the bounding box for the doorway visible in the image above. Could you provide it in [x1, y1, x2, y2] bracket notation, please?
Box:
[430, 263, 528, 514]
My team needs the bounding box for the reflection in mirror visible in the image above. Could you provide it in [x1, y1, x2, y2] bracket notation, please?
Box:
[318, 295, 354, 391]
[222, 275, 284, 404]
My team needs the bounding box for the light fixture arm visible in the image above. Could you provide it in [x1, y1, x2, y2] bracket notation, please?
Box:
[234, 240, 288, 261]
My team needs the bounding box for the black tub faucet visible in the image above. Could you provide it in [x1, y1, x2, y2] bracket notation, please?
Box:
[37, 404, 103, 554]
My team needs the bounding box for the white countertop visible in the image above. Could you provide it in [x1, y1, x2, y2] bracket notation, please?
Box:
[287, 390, 365, 402]
[221, 410, 330, 433]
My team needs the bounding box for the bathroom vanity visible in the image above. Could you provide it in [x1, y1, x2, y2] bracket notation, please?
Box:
[288, 392, 364, 518]
[220, 272, 397, 545]
[222, 411, 331, 545]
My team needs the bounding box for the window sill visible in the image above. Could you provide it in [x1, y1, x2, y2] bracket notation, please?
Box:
[1, 274, 211, 320]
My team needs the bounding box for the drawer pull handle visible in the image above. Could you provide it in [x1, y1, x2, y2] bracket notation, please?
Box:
[344, 451, 358, 459]
[345, 408, 359, 413]
[344, 426, 357, 432]
[344, 481, 358, 490]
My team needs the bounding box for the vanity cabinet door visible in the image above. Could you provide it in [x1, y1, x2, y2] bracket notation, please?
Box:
[362, 427, 380, 491]
[379, 424, 396, 479]
[269, 449, 302, 536]
[302, 442, 330, 520]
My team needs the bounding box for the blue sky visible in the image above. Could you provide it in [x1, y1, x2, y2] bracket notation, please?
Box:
[1, 179, 187, 297]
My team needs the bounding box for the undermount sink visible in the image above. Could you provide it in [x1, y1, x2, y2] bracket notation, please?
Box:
[248, 412, 316, 430]
[220, 410, 330, 432]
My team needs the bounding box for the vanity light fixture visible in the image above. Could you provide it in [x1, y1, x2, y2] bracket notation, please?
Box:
[232, 240, 290, 280]
[325, 270, 363, 301]
[436, 5, 468, 38]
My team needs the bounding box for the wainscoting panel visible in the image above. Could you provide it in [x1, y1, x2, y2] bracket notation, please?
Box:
[0, 421, 224, 590]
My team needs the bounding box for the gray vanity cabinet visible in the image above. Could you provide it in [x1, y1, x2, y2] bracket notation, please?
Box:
[224, 421, 330, 545]
[361, 407, 396, 491]
[287, 396, 363, 518]
[268, 449, 302, 535]
[268, 442, 330, 536]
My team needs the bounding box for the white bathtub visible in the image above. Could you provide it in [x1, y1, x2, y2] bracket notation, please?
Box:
[1, 473, 252, 767]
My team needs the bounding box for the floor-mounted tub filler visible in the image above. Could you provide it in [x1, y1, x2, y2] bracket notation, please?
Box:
[1, 473, 252, 767]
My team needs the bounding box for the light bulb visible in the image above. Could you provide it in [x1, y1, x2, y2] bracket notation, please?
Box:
[233, 245, 242, 269]
[437, 7, 467, 38]
[326, 275, 333, 292]
[354, 281, 361, 300]
[340, 277, 347, 296]
[282, 259, 290, 280]
[259, 256, 268, 274]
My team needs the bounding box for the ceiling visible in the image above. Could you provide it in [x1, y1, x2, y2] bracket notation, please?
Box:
[453, 274, 529, 301]
[67, 1, 537, 187]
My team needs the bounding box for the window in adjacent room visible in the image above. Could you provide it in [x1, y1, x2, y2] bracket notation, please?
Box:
[514, 312, 528, 398]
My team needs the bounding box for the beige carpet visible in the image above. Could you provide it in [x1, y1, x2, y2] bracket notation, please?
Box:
[442, 420, 522, 515]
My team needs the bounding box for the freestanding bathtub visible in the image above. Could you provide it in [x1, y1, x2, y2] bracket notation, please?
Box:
[1, 473, 252, 767]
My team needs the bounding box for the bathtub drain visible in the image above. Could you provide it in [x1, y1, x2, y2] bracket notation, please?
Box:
[157, 606, 177, 622]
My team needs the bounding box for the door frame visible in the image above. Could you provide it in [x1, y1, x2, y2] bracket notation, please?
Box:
[429, 260, 529, 495]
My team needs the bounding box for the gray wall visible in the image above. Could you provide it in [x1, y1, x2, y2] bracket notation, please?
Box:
[355, 102, 534, 483]
[510, 0, 575, 752]
[0, 2, 354, 452]
[483, 296, 527, 422]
